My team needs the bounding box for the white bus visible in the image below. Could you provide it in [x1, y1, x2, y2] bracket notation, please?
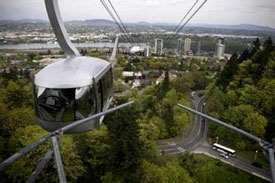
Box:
[213, 143, 236, 157]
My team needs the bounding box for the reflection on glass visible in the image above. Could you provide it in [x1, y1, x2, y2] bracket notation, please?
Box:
[101, 70, 112, 107]
[35, 86, 96, 122]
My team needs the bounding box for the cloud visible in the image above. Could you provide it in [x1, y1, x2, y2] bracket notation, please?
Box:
[144, 0, 160, 7]
[167, 0, 185, 6]
[0, 0, 274, 28]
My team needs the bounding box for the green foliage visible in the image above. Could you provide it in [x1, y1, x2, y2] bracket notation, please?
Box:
[207, 37, 275, 142]
[140, 160, 192, 183]
[180, 154, 266, 183]
[0, 107, 35, 135]
[3, 80, 32, 108]
[149, 116, 168, 139]
[172, 73, 194, 93]
[74, 127, 110, 183]
[104, 104, 145, 183]
[216, 53, 239, 91]
[222, 105, 267, 137]
[160, 89, 190, 137]
[6, 125, 84, 183]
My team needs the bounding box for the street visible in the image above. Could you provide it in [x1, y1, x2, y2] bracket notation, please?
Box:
[158, 91, 272, 182]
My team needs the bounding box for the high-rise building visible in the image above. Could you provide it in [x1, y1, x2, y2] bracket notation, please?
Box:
[216, 38, 225, 58]
[146, 42, 150, 57]
[177, 38, 182, 55]
[183, 38, 192, 55]
[155, 39, 163, 56]
[196, 40, 201, 56]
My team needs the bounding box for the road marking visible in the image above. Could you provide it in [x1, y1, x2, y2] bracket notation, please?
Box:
[168, 142, 176, 146]
[159, 148, 178, 152]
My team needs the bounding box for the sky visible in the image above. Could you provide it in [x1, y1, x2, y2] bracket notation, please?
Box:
[0, 0, 275, 28]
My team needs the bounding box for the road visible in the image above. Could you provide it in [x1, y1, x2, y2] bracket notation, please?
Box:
[158, 93, 206, 154]
[158, 92, 272, 182]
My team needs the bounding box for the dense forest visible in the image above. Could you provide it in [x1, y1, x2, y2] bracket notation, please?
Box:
[206, 37, 275, 152]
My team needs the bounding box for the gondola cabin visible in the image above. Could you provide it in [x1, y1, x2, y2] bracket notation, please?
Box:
[34, 56, 113, 133]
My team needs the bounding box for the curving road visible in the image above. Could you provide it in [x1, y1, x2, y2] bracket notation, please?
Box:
[158, 93, 206, 154]
[158, 91, 272, 182]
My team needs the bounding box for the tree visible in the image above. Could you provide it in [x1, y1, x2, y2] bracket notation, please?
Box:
[74, 127, 110, 183]
[113, 67, 123, 80]
[158, 71, 170, 99]
[222, 105, 267, 137]
[150, 116, 168, 139]
[192, 71, 208, 90]
[238, 85, 263, 109]
[243, 113, 267, 138]
[6, 125, 84, 183]
[5, 80, 32, 108]
[104, 104, 145, 183]
[238, 49, 250, 62]
[172, 74, 194, 94]
[140, 160, 167, 183]
[140, 160, 192, 183]
[164, 161, 192, 183]
[216, 53, 239, 91]
[250, 38, 261, 57]
[139, 122, 160, 141]
[160, 89, 177, 136]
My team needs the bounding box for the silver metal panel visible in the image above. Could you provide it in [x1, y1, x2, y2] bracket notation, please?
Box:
[45, 0, 80, 56]
[94, 63, 112, 83]
[36, 117, 99, 134]
[110, 35, 119, 67]
[34, 56, 111, 88]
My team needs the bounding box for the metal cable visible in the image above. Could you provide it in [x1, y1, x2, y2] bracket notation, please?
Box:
[100, 0, 134, 46]
[169, 0, 207, 40]
[107, 0, 135, 45]
[167, 0, 199, 41]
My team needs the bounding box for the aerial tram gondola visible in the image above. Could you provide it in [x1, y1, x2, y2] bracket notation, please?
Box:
[34, 0, 119, 133]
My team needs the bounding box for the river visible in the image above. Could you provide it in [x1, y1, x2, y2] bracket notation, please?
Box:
[0, 42, 147, 50]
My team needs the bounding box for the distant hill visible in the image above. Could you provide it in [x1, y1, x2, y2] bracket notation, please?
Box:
[0, 19, 47, 24]
[137, 22, 152, 26]
[190, 23, 275, 32]
[84, 19, 115, 26]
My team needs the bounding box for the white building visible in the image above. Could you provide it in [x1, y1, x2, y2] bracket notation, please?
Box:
[130, 46, 142, 54]
[216, 38, 225, 58]
[155, 39, 163, 56]
[146, 42, 150, 57]
[184, 38, 192, 55]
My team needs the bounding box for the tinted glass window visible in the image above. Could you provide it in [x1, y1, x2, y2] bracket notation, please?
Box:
[101, 70, 112, 107]
[35, 86, 97, 122]
[35, 88, 75, 122]
[75, 86, 96, 120]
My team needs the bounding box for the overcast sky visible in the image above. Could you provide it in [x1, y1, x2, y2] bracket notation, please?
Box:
[0, 0, 275, 28]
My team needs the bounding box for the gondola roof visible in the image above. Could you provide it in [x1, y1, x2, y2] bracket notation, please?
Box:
[34, 56, 111, 88]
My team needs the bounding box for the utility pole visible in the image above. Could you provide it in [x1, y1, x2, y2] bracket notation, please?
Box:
[253, 150, 258, 162]
[216, 136, 219, 144]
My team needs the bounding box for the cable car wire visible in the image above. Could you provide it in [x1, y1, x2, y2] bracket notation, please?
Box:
[169, 0, 207, 40]
[100, 0, 134, 46]
[100, 0, 131, 44]
[107, 0, 135, 45]
[167, 0, 199, 41]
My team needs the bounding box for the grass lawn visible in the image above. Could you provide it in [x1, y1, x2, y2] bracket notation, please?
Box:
[191, 154, 268, 183]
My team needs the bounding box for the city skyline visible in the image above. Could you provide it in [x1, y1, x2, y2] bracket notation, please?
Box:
[0, 0, 275, 28]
